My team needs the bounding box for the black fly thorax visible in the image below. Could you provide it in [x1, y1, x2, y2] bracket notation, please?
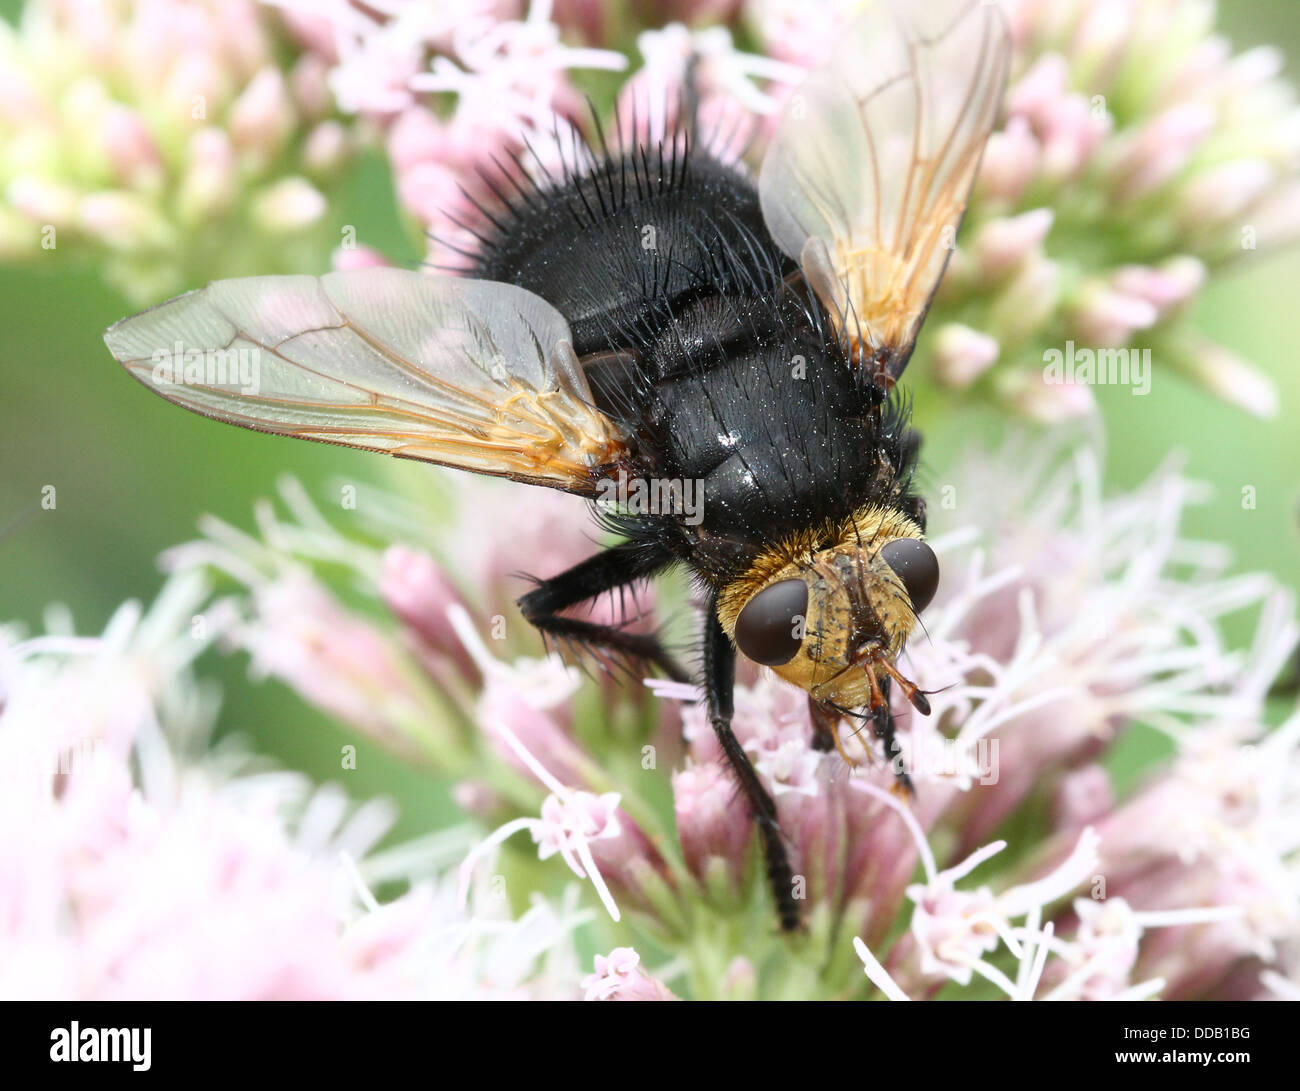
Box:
[472, 149, 781, 357]
[470, 144, 922, 585]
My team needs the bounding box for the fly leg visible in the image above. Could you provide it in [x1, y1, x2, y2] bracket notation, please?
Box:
[852, 646, 926, 797]
[808, 696, 839, 753]
[517, 542, 689, 682]
[704, 600, 800, 932]
[867, 677, 914, 797]
[809, 696, 870, 768]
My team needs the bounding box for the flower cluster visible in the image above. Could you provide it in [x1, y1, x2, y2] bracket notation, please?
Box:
[924, 0, 1300, 419]
[134, 430, 1299, 1001]
[4, 0, 1293, 417]
[758, 0, 1299, 418]
[722, 0, 1300, 419]
[268, 0, 630, 264]
[285, 0, 1299, 416]
[0, 0, 356, 302]
[0, 571, 589, 999]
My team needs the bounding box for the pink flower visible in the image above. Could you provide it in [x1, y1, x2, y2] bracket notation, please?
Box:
[446, 602, 594, 786]
[1069, 283, 1160, 347]
[331, 243, 391, 271]
[458, 724, 635, 922]
[1181, 159, 1278, 224]
[1004, 54, 1111, 182]
[381, 544, 473, 672]
[932, 323, 1001, 388]
[229, 67, 296, 161]
[0, 577, 591, 1000]
[747, 0, 845, 68]
[673, 762, 754, 892]
[972, 209, 1055, 280]
[101, 106, 163, 188]
[1109, 103, 1217, 201]
[616, 23, 801, 154]
[1172, 336, 1279, 418]
[410, 0, 626, 132]
[1001, 370, 1097, 422]
[1111, 257, 1205, 313]
[225, 568, 440, 760]
[977, 117, 1042, 204]
[582, 947, 679, 1000]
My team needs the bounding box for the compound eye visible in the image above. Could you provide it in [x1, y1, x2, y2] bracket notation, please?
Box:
[734, 579, 808, 666]
[880, 538, 939, 614]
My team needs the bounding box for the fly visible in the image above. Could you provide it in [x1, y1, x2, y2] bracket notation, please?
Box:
[104, 0, 1011, 932]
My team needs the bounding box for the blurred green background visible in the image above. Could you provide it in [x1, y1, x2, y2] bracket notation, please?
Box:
[1, 2, 1297, 838]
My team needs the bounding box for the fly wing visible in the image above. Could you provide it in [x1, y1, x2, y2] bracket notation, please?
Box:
[758, 0, 1010, 389]
[104, 268, 631, 494]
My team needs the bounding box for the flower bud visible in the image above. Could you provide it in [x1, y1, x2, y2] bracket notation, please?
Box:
[973, 208, 1054, 279]
[673, 762, 754, 892]
[229, 67, 295, 163]
[250, 177, 326, 234]
[932, 323, 1001, 388]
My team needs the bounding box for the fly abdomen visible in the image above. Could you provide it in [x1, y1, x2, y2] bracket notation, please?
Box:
[634, 302, 885, 551]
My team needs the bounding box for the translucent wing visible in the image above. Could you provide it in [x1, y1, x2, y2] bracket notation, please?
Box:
[104, 268, 631, 494]
[758, 0, 1010, 388]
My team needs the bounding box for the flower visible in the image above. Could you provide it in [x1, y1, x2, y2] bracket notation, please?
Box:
[615, 22, 803, 157]
[457, 723, 631, 922]
[147, 426, 1300, 999]
[672, 761, 754, 895]
[945, 0, 1299, 417]
[329, 0, 1298, 418]
[275, 0, 628, 258]
[0, 572, 588, 999]
[582, 946, 679, 1001]
[0, 0, 357, 302]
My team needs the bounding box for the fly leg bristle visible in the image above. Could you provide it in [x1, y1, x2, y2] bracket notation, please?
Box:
[830, 719, 864, 768]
